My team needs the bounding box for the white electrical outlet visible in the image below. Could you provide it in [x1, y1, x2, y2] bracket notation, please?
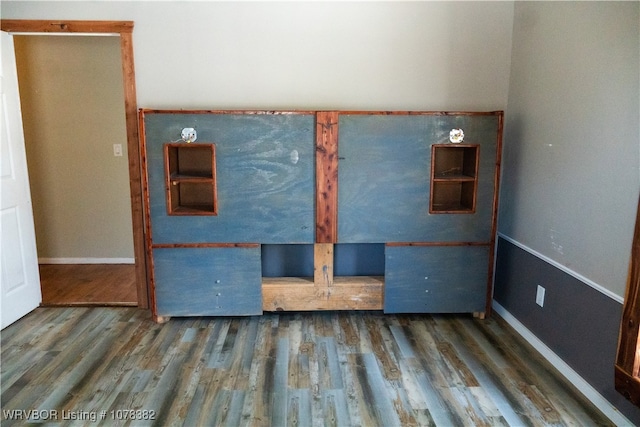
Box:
[181, 128, 197, 143]
[536, 285, 546, 307]
[113, 144, 123, 157]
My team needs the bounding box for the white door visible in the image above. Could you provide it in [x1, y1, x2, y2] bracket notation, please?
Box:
[1, 31, 42, 329]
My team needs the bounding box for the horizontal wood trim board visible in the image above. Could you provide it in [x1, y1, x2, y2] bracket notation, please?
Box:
[386, 242, 491, 247]
[138, 109, 503, 117]
[262, 276, 384, 311]
[338, 110, 504, 116]
[138, 109, 316, 116]
[1, 20, 133, 33]
[152, 243, 260, 248]
[38, 258, 135, 265]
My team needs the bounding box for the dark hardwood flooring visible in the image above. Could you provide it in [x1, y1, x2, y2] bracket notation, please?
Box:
[39, 264, 137, 306]
[0, 307, 612, 426]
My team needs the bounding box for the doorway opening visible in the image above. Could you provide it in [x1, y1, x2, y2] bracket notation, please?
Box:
[1, 20, 148, 309]
[15, 35, 136, 306]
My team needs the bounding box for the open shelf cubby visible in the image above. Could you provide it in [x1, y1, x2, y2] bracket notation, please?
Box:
[164, 143, 218, 215]
[430, 144, 479, 214]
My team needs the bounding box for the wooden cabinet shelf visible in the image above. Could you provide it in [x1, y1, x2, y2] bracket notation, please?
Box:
[164, 143, 217, 216]
[430, 144, 479, 214]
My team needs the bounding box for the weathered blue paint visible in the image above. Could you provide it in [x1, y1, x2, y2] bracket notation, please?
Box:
[384, 245, 490, 313]
[334, 243, 385, 276]
[153, 246, 262, 316]
[144, 113, 315, 244]
[338, 114, 499, 243]
[261, 244, 314, 277]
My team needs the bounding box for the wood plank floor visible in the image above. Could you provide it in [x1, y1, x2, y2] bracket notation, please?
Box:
[1, 307, 612, 426]
[39, 264, 137, 306]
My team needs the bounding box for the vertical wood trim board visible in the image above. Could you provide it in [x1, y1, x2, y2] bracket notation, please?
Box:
[315, 111, 339, 243]
[485, 111, 504, 316]
[119, 29, 148, 309]
[314, 243, 334, 287]
[616, 194, 640, 404]
[139, 109, 157, 315]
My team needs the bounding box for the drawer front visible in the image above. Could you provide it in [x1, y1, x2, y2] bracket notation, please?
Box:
[153, 247, 262, 316]
[384, 245, 489, 313]
[338, 114, 499, 243]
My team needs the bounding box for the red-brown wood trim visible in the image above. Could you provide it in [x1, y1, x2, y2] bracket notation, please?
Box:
[316, 111, 339, 243]
[138, 109, 503, 117]
[1, 20, 133, 33]
[336, 110, 504, 116]
[138, 109, 315, 116]
[484, 111, 504, 317]
[139, 110, 155, 314]
[2, 19, 148, 310]
[616, 193, 640, 406]
[152, 243, 260, 249]
[616, 365, 640, 406]
[386, 242, 491, 247]
[119, 30, 147, 310]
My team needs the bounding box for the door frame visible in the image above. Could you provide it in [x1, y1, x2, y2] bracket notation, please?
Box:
[615, 193, 640, 404]
[0, 20, 148, 309]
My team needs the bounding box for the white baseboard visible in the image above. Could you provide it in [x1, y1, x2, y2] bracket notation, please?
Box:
[492, 301, 633, 426]
[38, 258, 135, 265]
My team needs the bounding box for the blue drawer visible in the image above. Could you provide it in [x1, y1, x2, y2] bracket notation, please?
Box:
[384, 245, 489, 313]
[153, 246, 262, 316]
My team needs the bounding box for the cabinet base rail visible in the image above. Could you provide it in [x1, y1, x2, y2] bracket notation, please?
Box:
[151, 276, 486, 323]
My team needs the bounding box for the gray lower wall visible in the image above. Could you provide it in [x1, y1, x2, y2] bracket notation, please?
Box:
[493, 236, 640, 424]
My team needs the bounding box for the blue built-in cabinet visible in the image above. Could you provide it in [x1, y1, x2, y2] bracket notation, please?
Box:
[141, 110, 503, 321]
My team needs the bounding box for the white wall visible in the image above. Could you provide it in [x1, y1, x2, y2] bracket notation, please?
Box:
[1, 1, 514, 111]
[499, 2, 640, 298]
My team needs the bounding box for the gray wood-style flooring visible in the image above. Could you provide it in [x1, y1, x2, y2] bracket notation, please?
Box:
[1, 307, 612, 426]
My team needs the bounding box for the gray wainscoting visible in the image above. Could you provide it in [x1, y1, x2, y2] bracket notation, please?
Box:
[493, 236, 640, 424]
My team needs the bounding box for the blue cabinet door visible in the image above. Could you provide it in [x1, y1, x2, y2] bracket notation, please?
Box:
[338, 114, 499, 243]
[384, 245, 490, 313]
[153, 246, 262, 316]
[145, 113, 315, 244]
